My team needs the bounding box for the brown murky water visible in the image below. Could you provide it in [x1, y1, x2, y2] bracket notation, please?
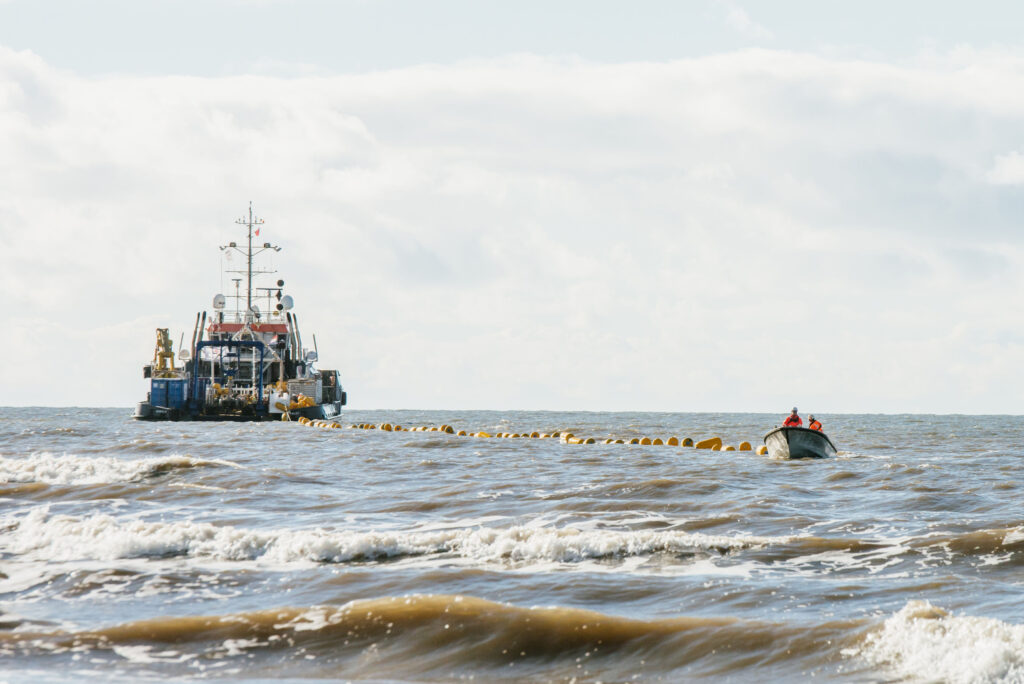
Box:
[2, 408, 1023, 681]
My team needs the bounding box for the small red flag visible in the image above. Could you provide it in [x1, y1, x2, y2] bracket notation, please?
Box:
[255, 226, 260, 236]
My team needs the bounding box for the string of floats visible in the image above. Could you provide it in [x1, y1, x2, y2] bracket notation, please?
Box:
[289, 417, 770, 455]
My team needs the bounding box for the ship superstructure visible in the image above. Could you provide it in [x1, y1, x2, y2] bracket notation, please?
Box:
[134, 205, 346, 421]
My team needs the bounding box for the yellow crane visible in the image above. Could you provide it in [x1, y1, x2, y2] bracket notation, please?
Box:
[152, 328, 177, 377]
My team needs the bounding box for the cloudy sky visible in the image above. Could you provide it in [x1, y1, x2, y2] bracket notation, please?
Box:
[3, 0, 1024, 412]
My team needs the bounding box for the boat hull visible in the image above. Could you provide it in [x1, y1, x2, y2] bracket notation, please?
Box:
[133, 400, 345, 422]
[763, 426, 837, 459]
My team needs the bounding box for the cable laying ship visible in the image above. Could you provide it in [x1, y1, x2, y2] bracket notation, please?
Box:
[134, 205, 347, 421]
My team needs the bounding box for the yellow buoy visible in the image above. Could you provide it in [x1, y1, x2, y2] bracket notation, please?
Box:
[476, 431, 491, 438]
[551, 431, 562, 438]
[712, 444, 721, 451]
[757, 445, 768, 455]
[539, 433, 550, 438]
[640, 437, 652, 445]
[652, 438, 664, 445]
[629, 438, 640, 445]
[695, 437, 722, 450]
[381, 423, 393, 431]
[443, 425, 455, 434]
[723, 445, 736, 451]
[582, 437, 596, 444]
[530, 432, 540, 438]
[561, 433, 575, 442]
[567, 437, 583, 444]
[614, 439, 625, 444]
[667, 437, 679, 446]
[457, 430, 467, 436]
[682, 437, 694, 447]
[739, 441, 751, 451]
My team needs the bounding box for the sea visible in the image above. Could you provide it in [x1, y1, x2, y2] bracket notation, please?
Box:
[2, 408, 1023, 683]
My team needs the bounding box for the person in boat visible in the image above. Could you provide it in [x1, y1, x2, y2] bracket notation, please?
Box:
[808, 415, 823, 431]
[783, 407, 802, 427]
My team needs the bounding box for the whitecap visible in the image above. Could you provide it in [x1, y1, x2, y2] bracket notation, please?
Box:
[0, 452, 240, 485]
[1, 508, 791, 566]
[849, 600, 1024, 683]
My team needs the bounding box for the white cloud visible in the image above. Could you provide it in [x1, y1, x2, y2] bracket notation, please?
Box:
[2, 46, 1024, 412]
[986, 151, 1024, 185]
[717, 1, 774, 40]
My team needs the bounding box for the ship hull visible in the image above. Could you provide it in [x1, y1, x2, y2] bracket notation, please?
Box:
[133, 400, 345, 422]
[763, 426, 837, 459]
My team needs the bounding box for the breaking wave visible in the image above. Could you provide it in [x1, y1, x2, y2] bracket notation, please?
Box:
[849, 600, 1024, 684]
[0, 453, 239, 485]
[2, 509, 788, 565]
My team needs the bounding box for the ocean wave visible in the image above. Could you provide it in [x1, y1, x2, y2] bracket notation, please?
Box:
[0, 594, 855, 679]
[0, 453, 240, 485]
[848, 600, 1024, 683]
[2, 509, 788, 565]
[913, 527, 1024, 558]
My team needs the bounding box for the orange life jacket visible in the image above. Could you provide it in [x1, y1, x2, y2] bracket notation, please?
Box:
[809, 420, 822, 431]
[783, 414, 802, 427]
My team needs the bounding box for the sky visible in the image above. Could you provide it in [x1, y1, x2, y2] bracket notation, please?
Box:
[3, 1, 1024, 412]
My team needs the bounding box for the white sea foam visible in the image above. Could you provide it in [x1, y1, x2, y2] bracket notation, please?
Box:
[2, 508, 788, 566]
[1004, 528, 1024, 545]
[850, 600, 1024, 683]
[0, 452, 239, 485]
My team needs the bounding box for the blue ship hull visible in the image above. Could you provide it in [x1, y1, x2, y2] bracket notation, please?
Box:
[134, 399, 345, 422]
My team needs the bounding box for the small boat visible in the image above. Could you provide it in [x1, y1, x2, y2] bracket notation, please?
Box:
[763, 426, 836, 459]
[134, 204, 347, 422]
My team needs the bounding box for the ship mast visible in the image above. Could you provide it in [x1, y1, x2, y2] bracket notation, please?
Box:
[237, 203, 264, 314]
[221, 203, 280, 321]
